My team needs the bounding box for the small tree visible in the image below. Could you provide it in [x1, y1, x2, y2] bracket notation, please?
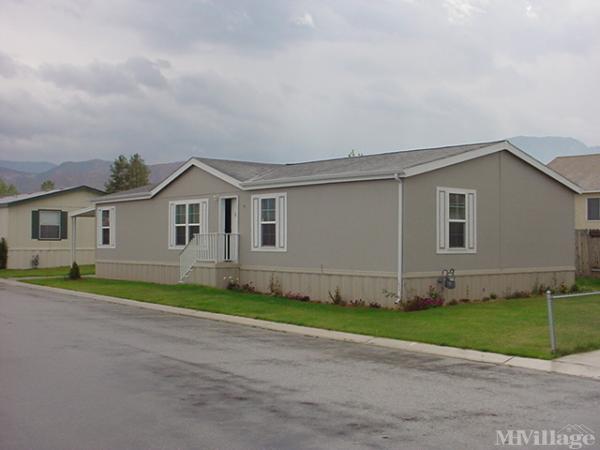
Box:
[68, 262, 81, 280]
[0, 178, 18, 196]
[127, 153, 150, 190]
[0, 238, 8, 269]
[105, 155, 130, 193]
[41, 180, 55, 191]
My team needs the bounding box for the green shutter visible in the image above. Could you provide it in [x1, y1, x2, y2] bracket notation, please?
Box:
[60, 211, 68, 240]
[31, 210, 39, 240]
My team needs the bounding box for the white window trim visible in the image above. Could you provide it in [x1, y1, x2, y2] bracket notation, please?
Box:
[436, 187, 477, 254]
[168, 199, 208, 250]
[97, 206, 116, 249]
[38, 209, 61, 241]
[586, 197, 600, 221]
[251, 193, 287, 252]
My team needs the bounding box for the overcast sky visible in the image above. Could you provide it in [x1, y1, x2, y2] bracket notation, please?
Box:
[0, 0, 599, 164]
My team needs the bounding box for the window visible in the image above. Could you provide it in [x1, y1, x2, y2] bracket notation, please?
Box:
[39, 210, 61, 240]
[31, 210, 67, 240]
[251, 193, 287, 251]
[588, 198, 600, 221]
[97, 207, 115, 248]
[437, 187, 476, 254]
[169, 199, 207, 249]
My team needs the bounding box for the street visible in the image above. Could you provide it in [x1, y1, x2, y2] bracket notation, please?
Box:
[1, 282, 599, 450]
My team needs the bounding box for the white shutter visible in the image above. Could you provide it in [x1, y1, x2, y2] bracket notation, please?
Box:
[168, 202, 175, 248]
[437, 188, 447, 252]
[96, 208, 102, 247]
[467, 192, 476, 250]
[277, 194, 287, 250]
[251, 196, 260, 249]
[110, 207, 116, 247]
[200, 200, 208, 234]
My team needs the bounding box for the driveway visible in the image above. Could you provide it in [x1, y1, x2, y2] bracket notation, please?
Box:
[1, 283, 599, 450]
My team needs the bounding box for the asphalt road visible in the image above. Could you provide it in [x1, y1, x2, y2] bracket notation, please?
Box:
[1, 283, 599, 450]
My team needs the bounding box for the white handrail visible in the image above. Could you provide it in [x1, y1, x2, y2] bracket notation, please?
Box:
[179, 233, 240, 281]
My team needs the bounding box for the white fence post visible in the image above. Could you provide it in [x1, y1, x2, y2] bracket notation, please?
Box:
[545, 290, 557, 354]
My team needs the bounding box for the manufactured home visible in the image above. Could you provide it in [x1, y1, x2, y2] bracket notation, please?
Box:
[0, 186, 103, 269]
[93, 141, 580, 306]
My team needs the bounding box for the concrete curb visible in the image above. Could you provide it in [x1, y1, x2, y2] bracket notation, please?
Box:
[4, 278, 600, 381]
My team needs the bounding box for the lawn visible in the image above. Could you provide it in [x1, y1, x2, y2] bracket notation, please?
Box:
[0, 265, 95, 278]
[24, 276, 600, 360]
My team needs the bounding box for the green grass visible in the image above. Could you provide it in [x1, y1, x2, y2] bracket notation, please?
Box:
[24, 276, 600, 359]
[0, 265, 95, 278]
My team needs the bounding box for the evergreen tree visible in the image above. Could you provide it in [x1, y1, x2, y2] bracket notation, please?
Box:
[105, 155, 130, 193]
[0, 178, 18, 196]
[41, 180, 55, 191]
[127, 153, 150, 190]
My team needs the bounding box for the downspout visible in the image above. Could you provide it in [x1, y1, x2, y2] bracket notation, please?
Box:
[394, 173, 404, 303]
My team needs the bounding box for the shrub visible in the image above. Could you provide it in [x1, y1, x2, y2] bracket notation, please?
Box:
[557, 282, 569, 295]
[569, 283, 580, 293]
[447, 299, 459, 306]
[481, 296, 490, 302]
[328, 286, 346, 306]
[505, 290, 529, 299]
[349, 299, 365, 307]
[402, 295, 444, 312]
[0, 237, 7, 269]
[284, 292, 310, 301]
[368, 301, 381, 309]
[490, 293, 497, 300]
[68, 262, 81, 280]
[459, 298, 471, 303]
[224, 276, 255, 293]
[268, 274, 283, 297]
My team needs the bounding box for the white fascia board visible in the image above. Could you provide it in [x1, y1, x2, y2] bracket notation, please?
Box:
[69, 206, 96, 218]
[401, 141, 583, 194]
[242, 172, 397, 190]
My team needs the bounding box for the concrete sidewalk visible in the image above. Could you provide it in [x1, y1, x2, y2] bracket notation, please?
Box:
[3, 278, 600, 381]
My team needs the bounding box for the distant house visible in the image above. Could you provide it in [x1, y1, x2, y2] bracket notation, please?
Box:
[92, 141, 579, 306]
[0, 186, 103, 269]
[548, 154, 600, 230]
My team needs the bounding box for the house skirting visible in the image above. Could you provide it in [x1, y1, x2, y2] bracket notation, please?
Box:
[403, 267, 576, 300]
[96, 260, 575, 307]
[8, 248, 95, 269]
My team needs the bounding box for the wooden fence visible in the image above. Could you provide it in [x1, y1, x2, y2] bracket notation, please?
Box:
[575, 230, 600, 276]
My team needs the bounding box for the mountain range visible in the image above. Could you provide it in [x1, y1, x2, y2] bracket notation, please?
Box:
[1, 136, 598, 194]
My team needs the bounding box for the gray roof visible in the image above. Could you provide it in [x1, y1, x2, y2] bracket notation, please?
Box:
[0, 185, 104, 207]
[97, 140, 520, 202]
[245, 141, 503, 184]
[548, 154, 600, 191]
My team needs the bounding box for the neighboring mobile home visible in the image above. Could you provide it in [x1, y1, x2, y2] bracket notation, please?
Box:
[0, 186, 103, 269]
[93, 141, 580, 306]
[548, 154, 600, 230]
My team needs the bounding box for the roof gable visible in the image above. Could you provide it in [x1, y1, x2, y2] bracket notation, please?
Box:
[548, 154, 600, 192]
[94, 140, 581, 204]
[0, 185, 104, 207]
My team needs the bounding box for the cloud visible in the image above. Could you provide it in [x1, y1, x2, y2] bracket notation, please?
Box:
[39, 57, 168, 96]
[1, 0, 600, 165]
[293, 13, 316, 28]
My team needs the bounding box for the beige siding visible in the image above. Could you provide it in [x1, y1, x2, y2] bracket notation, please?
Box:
[98, 166, 399, 273]
[403, 151, 575, 273]
[97, 150, 575, 303]
[0, 208, 8, 240]
[5, 189, 97, 269]
[575, 193, 600, 230]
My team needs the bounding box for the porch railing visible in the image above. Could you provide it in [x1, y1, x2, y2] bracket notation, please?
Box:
[179, 233, 239, 281]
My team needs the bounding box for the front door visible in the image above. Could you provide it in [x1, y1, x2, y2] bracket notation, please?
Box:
[220, 197, 238, 261]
